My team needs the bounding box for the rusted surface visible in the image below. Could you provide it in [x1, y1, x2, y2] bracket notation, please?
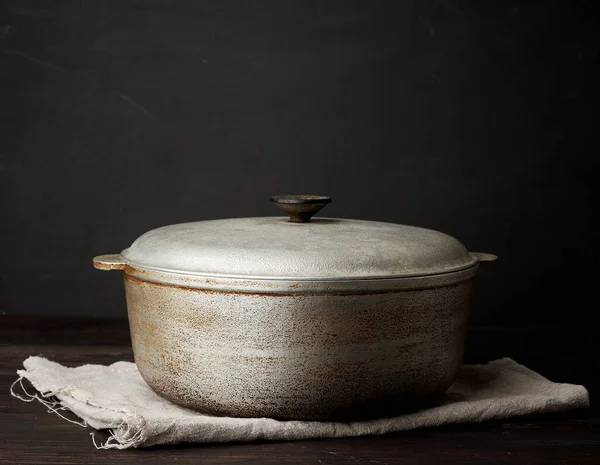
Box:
[123, 266, 479, 295]
[125, 273, 298, 296]
[124, 273, 475, 420]
[92, 254, 127, 271]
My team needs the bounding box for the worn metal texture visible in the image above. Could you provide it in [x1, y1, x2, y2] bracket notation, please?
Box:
[124, 272, 475, 421]
[123, 263, 479, 293]
[121, 217, 478, 281]
[92, 254, 127, 271]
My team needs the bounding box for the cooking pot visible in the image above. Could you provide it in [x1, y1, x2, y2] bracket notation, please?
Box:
[93, 195, 496, 420]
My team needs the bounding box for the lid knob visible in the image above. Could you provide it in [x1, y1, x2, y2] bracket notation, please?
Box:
[270, 195, 332, 223]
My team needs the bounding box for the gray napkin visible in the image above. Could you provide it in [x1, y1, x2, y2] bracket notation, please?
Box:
[11, 356, 589, 449]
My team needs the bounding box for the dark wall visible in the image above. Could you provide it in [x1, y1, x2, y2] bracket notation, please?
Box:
[1, 0, 598, 326]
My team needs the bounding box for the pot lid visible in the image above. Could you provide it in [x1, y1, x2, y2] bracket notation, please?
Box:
[120, 195, 478, 281]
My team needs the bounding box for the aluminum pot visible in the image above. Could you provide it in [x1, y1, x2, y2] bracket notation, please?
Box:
[94, 195, 496, 420]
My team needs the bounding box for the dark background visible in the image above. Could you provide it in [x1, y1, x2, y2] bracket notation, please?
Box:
[0, 0, 598, 326]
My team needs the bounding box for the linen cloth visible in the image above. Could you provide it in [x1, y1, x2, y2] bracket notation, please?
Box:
[12, 356, 589, 449]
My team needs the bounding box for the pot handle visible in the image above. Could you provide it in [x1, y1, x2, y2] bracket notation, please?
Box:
[93, 254, 127, 271]
[470, 252, 498, 262]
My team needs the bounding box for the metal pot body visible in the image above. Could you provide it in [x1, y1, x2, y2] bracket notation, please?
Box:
[123, 268, 475, 421]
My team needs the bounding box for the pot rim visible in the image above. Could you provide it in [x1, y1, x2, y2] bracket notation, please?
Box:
[123, 261, 481, 294]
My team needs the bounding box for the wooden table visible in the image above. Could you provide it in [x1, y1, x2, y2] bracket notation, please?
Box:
[1, 316, 598, 464]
